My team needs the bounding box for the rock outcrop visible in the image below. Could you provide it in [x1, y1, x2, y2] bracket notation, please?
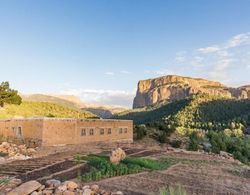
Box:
[133, 75, 250, 108]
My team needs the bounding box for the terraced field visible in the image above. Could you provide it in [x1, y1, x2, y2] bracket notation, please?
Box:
[1, 143, 250, 194]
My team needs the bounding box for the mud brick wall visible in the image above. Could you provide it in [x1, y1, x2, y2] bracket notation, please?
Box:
[0, 119, 43, 147]
[42, 119, 133, 146]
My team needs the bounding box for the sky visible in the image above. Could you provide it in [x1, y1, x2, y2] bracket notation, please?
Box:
[0, 0, 250, 107]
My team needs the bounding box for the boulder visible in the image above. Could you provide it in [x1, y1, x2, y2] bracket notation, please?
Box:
[110, 148, 126, 165]
[45, 179, 61, 188]
[7, 180, 42, 195]
[83, 189, 93, 195]
[91, 184, 99, 192]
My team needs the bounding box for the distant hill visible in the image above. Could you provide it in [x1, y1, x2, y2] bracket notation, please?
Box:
[114, 94, 250, 131]
[0, 101, 97, 119]
[22, 94, 128, 118]
[21, 94, 84, 109]
[133, 75, 250, 108]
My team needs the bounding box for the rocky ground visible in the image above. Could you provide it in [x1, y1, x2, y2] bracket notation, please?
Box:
[0, 140, 250, 195]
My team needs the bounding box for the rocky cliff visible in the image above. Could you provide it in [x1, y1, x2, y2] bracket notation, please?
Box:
[133, 75, 250, 108]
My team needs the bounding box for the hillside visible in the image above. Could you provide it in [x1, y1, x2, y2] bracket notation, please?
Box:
[133, 75, 250, 108]
[21, 94, 83, 109]
[114, 94, 250, 131]
[0, 101, 97, 119]
[22, 94, 127, 118]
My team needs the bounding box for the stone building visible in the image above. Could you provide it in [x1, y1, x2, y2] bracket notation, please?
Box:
[0, 118, 133, 147]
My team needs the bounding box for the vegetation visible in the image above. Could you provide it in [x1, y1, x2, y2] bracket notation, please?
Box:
[116, 94, 250, 163]
[0, 178, 10, 187]
[80, 155, 174, 182]
[0, 101, 97, 119]
[0, 81, 22, 107]
[159, 185, 187, 195]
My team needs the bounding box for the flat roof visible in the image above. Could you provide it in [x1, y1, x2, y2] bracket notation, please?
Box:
[0, 117, 133, 122]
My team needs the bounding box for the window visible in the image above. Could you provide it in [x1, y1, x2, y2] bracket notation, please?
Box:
[119, 128, 123, 134]
[100, 128, 104, 135]
[81, 129, 86, 136]
[124, 128, 128, 133]
[107, 128, 112, 134]
[17, 127, 22, 137]
[89, 128, 94, 136]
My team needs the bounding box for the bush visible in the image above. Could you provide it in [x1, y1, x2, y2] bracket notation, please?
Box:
[157, 131, 167, 143]
[188, 132, 200, 151]
[170, 140, 182, 148]
[135, 125, 147, 140]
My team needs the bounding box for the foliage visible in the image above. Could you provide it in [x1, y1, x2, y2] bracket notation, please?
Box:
[0, 178, 10, 187]
[188, 132, 200, 151]
[0, 81, 22, 107]
[0, 101, 97, 119]
[170, 139, 182, 148]
[157, 131, 168, 143]
[134, 124, 147, 140]
[81, 155, 174, 182]
[207, 131, 250, 163]
[159, 185, 187, 195]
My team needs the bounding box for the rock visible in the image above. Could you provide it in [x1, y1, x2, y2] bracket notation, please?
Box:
[63, 181, 78, 191]
[83, 189, 93, 195]
[45, 179, 61, 188]
[30, 191, 38, 195]
[91, 184, 99, 192]
[37, 185, 45, 191]
[42, 189, 53, 195]
[110, 148, 126, 165]
[82, 185, 90, 190]
[112, 191, 123, 195]
[57, 185, 67, 192]
[202, 141, 212, 152]
[63, 190, 75, 195]
[7, 180, 42, 195]
[133, 75, 250, 108]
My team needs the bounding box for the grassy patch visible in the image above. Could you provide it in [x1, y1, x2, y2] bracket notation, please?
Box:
[0, 178, 10, 187]
[159, 185, 187, 195]
[80, 155, 175, 182]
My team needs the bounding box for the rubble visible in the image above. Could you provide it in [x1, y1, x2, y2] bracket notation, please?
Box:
[0, 141, 36, 160]
[5, 179, 123, 195]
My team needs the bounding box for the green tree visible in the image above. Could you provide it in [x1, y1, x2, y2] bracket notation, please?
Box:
[0, 82, 22, 107]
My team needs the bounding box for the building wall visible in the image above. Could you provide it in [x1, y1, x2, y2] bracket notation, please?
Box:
[0, 119, 43, 147]
[42, 119, 133, 146]
[0, 118, 133, 147]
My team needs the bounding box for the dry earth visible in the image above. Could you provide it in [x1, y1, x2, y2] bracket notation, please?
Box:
[1, 140, 250, 195]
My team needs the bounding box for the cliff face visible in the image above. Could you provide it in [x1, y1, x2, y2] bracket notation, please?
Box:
[133, 75, 250, 108]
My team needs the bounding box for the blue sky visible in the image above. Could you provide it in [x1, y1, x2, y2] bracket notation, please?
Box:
[0, 0, 250, 107]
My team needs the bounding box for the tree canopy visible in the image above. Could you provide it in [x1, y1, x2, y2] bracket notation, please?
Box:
[0, 81, 22, 107]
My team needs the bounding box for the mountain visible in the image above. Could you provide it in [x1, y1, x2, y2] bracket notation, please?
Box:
[83, 106, 127, 118]
[133, 75, 250, 108]
[0, 101, 97, 119]
[114, 94, 250, 130]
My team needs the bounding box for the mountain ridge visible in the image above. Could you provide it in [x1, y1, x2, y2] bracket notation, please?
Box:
[133, 75, 250, 108]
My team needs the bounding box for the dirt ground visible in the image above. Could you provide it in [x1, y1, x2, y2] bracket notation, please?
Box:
[1, 139, 250, 195]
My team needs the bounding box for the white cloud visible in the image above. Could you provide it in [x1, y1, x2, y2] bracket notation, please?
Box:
[120, 70, 131, 74]
[60, 88, 135, 108]
[175, 51, 187, 63]
[198, 46, 220, 54]
[225, 32, 250, 49]
[105, 72, 115, 76]
[145, 69, 174, 76]
[175, 32, 250, 85]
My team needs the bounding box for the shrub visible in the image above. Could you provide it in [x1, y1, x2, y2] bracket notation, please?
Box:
[157, 131, 167, 143]
[135, 125, 147, 139]
[188, 132, 200, 151]
[170, 140, 182, 148]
